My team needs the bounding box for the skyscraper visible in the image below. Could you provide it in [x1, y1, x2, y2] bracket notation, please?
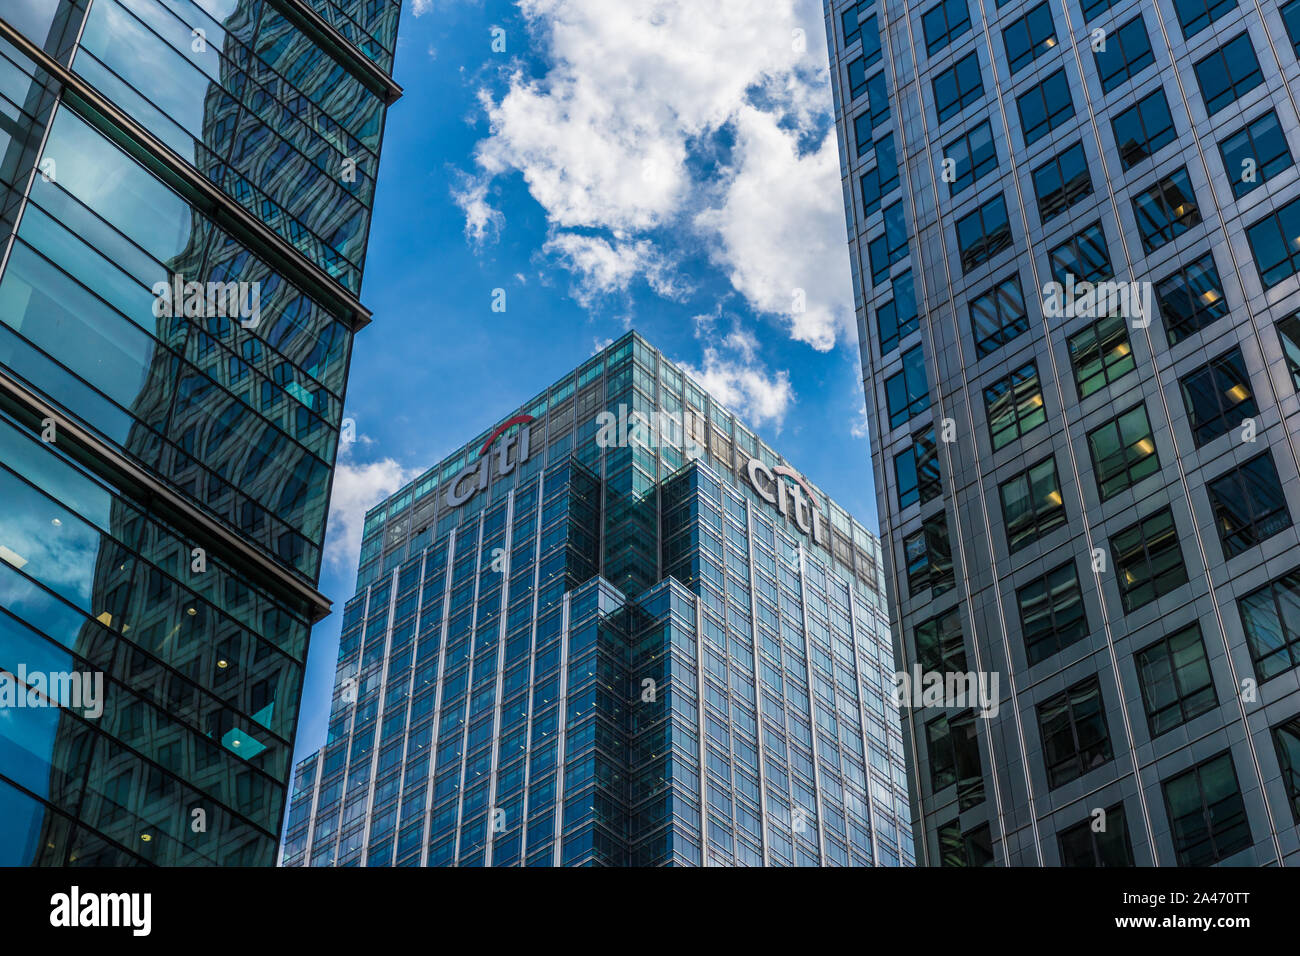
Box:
[0, 0, 402, 864]
[280, 332, 912, 867]
[827, 0, 1300, 866]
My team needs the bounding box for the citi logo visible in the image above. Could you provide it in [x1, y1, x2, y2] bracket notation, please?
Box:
[744, 458, 827, 546]
[50, 886, 151, 936]
[446, 415, 534, 508]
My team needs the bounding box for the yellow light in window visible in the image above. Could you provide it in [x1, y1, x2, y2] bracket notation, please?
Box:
[1135, 438, 1155, 456]
[1111, 342, 1131, 358]
[1201, 289, 1221, 305]
[1047, 491, 1063, 506]
[96, 612, 113, 627]
[1045, 37, 1057, 47]
[1226, 384, 1250, 403]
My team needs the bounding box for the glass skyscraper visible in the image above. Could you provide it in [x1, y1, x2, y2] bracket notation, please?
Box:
[280, 332, 912, 867]
[0, 0, 401, 864]
[827, 0, 1300, 865]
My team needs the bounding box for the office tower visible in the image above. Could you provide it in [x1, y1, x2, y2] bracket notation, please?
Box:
[0, 0, 402, 865]
[280, 332, 912, 867]
[826, 0, 1300, 866]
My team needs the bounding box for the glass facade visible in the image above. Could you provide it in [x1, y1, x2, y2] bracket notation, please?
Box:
[280, 332, 912, 866]
[827, 0, 1300, 865]
[0, 0, 402, 864]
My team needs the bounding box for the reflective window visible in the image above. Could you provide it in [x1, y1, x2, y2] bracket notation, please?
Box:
[1087, 404, 1159, 501]
[1271, 716, 1300, 822]
[984, 362, 1047, 451]
[1135, 624, 1217, 737]
[944, 119, 998, 195]
[1172, 0, 1236, 39]
[922, 0, 972, 56]
[1240, 566, 1300, 681]
[1248, 195, 1300, 287]
[1018, 69, 1074, 144]
[1094, 16, 1154, 93]
[1017, 560, 1089, 666]
[1033, 142, 1092, 222]
[1111, 508, 1187, 613]
[970, 273, 1029, 357]
[1038, 677, 1113, 788]
[933, 51, 984, 123]
[1068, 314, 1136, 398]
[1133, 167, 1201, 252]
[1003, 1, 1057, 76]
[1156, 251, 1228, 344]
[878, 269, 919, 354]
[869, 202, 909, 283]
[886, 346, 931, 427]
[895, 427, 942, 509]
[905, 512, 954, 597]
[956, 193, 1012, 273]
[1194, 33, 1263, 115]
[1058, 802, 1134, 865]
[1219, 111, 1293, 199]
[1179, 348, 1258, 447]
[1162, 752, 1251, 865]
[1111, 87, 1176, 170]
[925, 710, 983, 809]
[1206, 451, 1291, 558]
[1050, 221, 1111, 286]
[1000, 457, 1066, 553]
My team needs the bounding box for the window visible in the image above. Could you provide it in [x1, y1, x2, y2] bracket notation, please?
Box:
[1156, 251, 1228, 345]
[1068, 314, 1136, 399]
[878, 269, 919, 355]
[956, 194, 1012, 273]
[1172, 0, 1235, 39]
[905, 512, 954, 597]
[1058, 803, 1134, 866]
[848, 56, 871, 99]
[970, 273, 1029, 357]
[1278, 314, 1300, 390]
[886, 345, 930, 427]
[1206, 451, 1291, 558]
[867, 71, 890, 125]
[925, 710, 984, 809]
[938, 820, 994, 866]
[1179, 348, 1258, 447]
[1219, 111, 1293, 199]
[1094, 16, 1154, 93]
[869, 202, 909, 283]
[1018, 69, 1074, 145]
[1033, 142, 1092, 221]
[923, 0, 972, 55]
[1080, 0, 1117, 20]
[1272, 716, 1300, 822]
[934, 52, 984, 123]
[1111, 88, 1176, 170]
[1017, 560, 1089, 666]
[1284, 0, 1300, 59]
[1111, 507, 1187, 613]
[1248, 195, 1300, 287]
[861, 133, 899, 216]
[1162, 752, 1252, 865]
[1133, 167, 1200, 252]
[984, 362, 1047, 450]
[1135, 624, 1217, 737]
[859, 14, 883, 66]
[854, 111, 874, 156]
[1000, 457, 1066, 553]
[1038, 677, 1113, 788]
[1003, 2, 1057, 75]
[1050, 221, 1111, 287]
[1194, 33, 1263, 115]
[896, 427, 942, 509]
[1240, 566, 1300, 680]
[944, 119, 997, 195]
[1088, 404, 1159, 500]
[915, 606, 966, 673]
[842, 2, 864, 45]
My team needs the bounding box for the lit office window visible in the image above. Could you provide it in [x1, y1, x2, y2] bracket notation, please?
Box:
[1000, 456, 1066, 553]
[1178, 348, 1257, 447]
[1111, 507, 1187, 613]
[1133, 167, 1201, 252]
[1156, 251, 1228, 345]
[1068, 315, 1136, 399]
[984, 362, 1047, 451]
[1087, 404, 1159, 501]
[1003, 2, 1057, 75]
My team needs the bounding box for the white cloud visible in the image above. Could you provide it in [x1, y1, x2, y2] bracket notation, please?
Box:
[680, 346, 795, 430]
[324, 453, 420, 575]
[542, 233, 687, 305]
[452, 172, 505, 246]
[461, 0, 852, 346]
[411, 0, 432, 16]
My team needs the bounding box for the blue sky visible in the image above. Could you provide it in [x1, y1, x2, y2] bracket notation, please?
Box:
[291, 0, 877, 766]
